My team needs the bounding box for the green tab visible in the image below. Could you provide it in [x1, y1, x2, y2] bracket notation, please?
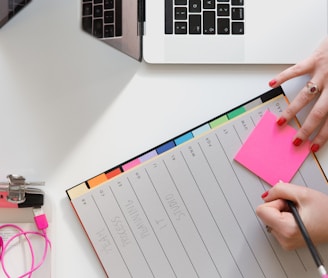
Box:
[209, 115, 228, 128]
[227, 107, 246, 119]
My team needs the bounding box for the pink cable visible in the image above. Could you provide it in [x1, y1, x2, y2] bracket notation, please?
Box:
[0, 221, 51, 278]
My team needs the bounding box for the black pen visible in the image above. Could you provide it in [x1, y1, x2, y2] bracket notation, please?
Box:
[287, 200, 328, 278]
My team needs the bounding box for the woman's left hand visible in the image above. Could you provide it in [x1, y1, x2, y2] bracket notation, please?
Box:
[269, 37, 328, 152]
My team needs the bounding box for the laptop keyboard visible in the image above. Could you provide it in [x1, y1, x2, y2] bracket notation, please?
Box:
[165, 0, 244, 35]
[82, 0, 122, 39]
[8, 0, 31, 19]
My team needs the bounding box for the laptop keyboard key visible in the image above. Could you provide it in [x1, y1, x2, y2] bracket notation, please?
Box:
[83, 3, 92, 16]
[175, 22, 187, 34]
[104, 10, 114, 23]
[175, 0, 187, 5]
[104, 24, 115, 37]
[93, 19, 103, 38]
[104, 0, 114, 9]
[189, 0, 201, 13]
[217, 18, 230, 34]
[203, 11, 215, 34]
[175, 7, 187, 20]
[189, 14, 201, 34]
[232, 22, 244, 34]
[82, 16, 92, 34]
[231, 0, 244, 5]
[165, 0, 174, 34]
[217, 4, 229, 16]
[203, 0, 215, 9]
[94, 5, 103, 18]
[232, 8, 244, 20]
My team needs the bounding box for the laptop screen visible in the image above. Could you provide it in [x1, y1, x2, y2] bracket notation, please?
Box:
[0, 0, 31, 28]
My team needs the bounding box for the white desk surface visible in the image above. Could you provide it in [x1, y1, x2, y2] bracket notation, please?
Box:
[1, 0, 328, 277]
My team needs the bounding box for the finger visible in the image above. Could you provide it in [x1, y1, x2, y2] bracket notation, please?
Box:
[262, 182, 304, 204]
[294, 90, 328, 143]
[269, 58, 314, 87]
[277, 82, 321, 125]
[311, 116, 328, 152]
[256, 199, 287, 226]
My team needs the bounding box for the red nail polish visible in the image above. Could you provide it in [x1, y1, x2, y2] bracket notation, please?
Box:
[293, 138, 303, 146]
[269, 79, 277, 87]
[311, 144, 320, 152]
[261, 191, 269, 198]
[277, 117, 287, 126]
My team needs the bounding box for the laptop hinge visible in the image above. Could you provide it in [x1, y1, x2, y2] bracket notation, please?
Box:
[138, 0, 145, 36]
[138, 0, 145, 22]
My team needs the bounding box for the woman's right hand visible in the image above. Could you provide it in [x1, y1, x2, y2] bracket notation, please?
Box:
[256, 182, 328, 250]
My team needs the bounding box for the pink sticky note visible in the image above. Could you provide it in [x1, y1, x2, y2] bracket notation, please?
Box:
[234, 110, 311, 186]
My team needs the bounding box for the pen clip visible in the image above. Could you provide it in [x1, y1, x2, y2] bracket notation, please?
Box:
[0, 174, 45, 204]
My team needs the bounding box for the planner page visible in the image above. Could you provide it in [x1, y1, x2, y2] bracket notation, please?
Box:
[67, 87, 328, 278]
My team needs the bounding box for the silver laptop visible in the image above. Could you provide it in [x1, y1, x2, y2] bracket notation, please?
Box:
[81, 0, 328, 64]
[0, 0, 31, 28]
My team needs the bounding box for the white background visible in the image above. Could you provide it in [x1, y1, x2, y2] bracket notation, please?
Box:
[0, 0, 327, 277]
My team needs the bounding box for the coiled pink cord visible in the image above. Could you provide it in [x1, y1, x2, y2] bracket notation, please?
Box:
[0, 212, 51, 277]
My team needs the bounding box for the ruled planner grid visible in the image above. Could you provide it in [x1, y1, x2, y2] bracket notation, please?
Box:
[71, 95, 328, 278]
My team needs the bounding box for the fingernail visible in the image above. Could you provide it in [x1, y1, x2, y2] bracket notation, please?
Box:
[293, 138, 303, 146]
[311, 144, 320, 152]
[261, 191, 269, 199]
[269, 79, 277, 87]
[277, 117, 287, 126]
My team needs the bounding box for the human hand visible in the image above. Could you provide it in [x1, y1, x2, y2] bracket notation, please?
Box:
[269, 37, 328, 153]
[256, 182, 328, 250]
